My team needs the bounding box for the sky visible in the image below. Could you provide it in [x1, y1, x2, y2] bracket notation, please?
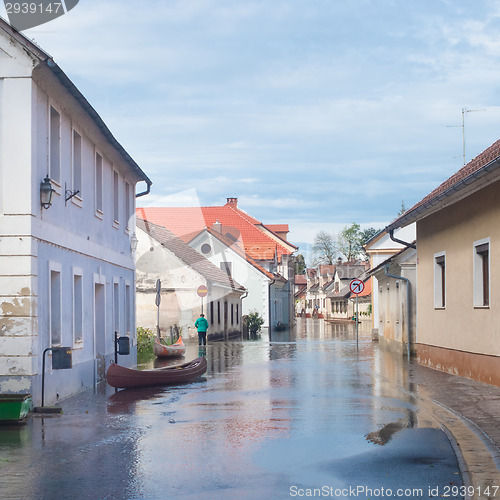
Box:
[5, 0, 500, 255]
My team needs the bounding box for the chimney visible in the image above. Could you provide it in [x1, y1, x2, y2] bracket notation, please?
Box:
[213, 220, 222, 233]
[226, 197, 238, 206]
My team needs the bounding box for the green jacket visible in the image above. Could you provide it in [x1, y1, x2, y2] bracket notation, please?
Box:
[195, 317, 209, 332]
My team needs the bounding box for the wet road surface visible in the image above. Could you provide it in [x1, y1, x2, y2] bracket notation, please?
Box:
[0, 320, 464, 499]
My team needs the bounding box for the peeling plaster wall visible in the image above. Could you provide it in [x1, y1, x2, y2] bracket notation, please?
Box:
[136, 229, 243, 339]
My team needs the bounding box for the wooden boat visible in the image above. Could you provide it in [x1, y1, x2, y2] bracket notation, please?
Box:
[106, 356, 207, 389]
[154, 336, 186, 358]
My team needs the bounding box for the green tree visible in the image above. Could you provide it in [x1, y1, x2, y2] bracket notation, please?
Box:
[294, 254, 307, 274]
[360, 227, 381, 261]
[312, 231, 338, 265]
[338, 223, 362, 262]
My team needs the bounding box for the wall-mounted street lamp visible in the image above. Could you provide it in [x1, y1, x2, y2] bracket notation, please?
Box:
[40, 175, 55, 209]
[130, 233, 139, 252]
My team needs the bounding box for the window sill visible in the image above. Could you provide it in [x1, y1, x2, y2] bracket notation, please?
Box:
[71, 195, 83, 208]
[434, 307, 446, 310]
[113, 221, 120, 230]
[95, 210, 103, 220]
[473, 306, 490, 309]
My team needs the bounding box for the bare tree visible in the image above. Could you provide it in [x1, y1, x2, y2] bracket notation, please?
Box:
[312, 231, 338, 265]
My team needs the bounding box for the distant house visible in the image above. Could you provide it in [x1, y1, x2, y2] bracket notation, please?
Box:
[137, 198, 297, 329]
[294, 275, 307, 315]
[386, 139, 500, 386]
[368, 246, 416, 355]
[136, 220, 245, 341]
[187, 225, 285, 329]
[0, 19, 151, 405]
[327, 263, 368, 320]
[364, 225, 416, 342]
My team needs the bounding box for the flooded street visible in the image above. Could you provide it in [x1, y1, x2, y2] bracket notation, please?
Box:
[0, 319, 463, 499]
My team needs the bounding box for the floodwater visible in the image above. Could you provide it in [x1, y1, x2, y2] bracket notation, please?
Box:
[0, 319, 463, 500]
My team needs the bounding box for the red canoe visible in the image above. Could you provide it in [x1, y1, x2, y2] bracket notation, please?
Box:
[106, 356, 207, 389]
[154, 336, 186, 358]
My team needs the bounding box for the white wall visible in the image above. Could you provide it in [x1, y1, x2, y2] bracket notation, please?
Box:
[190, 231, 271, 326]
[0, 32, 141, 404]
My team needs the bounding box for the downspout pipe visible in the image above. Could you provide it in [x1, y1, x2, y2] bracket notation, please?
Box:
[388, 229, 416, 249]
[384, 264, 411, 360]
[136, 181, 152, 198]
[268, 278, 275, 339]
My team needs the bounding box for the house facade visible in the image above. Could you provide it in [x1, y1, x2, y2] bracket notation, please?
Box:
[363, 224, 416, 339]
[137, 198, 296, 330]
[188, 226, 287, 329]
[368, 246, 416, 355]
[387, 140, 500, 386]
[0, 20, 151, 405]
[135, 221, 245, 341]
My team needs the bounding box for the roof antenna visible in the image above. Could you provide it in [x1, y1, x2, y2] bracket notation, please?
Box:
[447, 107, 486, 165]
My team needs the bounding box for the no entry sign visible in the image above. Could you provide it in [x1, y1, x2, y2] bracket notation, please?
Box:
[197, 285, 208, 298]
[349, 279, 365, 295]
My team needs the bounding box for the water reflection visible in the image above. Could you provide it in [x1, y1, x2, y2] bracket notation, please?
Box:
[0, 317, 462, 499]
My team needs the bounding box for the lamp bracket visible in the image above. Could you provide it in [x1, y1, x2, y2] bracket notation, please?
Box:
[65, 183, 80, 204]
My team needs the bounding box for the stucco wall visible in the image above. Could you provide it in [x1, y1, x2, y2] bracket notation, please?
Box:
[417, 181, 500, 357]
[0, 34, 140, 404]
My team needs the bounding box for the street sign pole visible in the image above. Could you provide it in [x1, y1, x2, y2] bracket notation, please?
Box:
[356, 294, 359, 350]
[349, 279, 365, 352]
[197, 285, 208, 316]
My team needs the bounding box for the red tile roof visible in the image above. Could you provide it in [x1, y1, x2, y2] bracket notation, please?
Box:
[137, 201, 294, 262]
[199, 226, 286, 282]
[388, 139, 500, 230]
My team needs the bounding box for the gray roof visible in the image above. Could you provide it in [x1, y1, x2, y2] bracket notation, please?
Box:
[137, 219, 245, 292]
[336, 265, 365, 280]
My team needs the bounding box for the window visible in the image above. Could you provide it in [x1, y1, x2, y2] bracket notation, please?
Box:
[95, 152, 103, 214]
[114, 281, 120, 335]
[217, 301, 221, 324]
[236, 304, 239, 325]
[231, 303, 234, 325]
[434, 252, 446, 308]
[72, 130, 82, 197]
[474, 239, 490, 307]
[210, 301, 214, 325]
[125, 283, 131, 334]
[201, 243, 212, 255]
[220, 262, 232, 276]
[113, 171, 119, 224]
[125, 182, 131, 230]
[50, 265, 62, 346]
[73, 272, 83, 344]
[50, 106, 60, 182]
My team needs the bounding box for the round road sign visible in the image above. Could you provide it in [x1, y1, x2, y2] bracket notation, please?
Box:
[197, 285, 208, 298]
[349, 279, 365, 295]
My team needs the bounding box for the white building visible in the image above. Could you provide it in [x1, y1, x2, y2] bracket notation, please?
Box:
[364, 224, 416, 339]
[135, 220, 246, 340]
[0, 20, 151, 405]
[188, 226, 288, 328]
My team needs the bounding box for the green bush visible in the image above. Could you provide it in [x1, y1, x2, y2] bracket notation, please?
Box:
[245, 311, 265, 335]
[137, 327, 156, 356]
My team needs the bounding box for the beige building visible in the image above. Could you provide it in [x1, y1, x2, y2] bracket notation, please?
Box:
[387, 139, 500, 386]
